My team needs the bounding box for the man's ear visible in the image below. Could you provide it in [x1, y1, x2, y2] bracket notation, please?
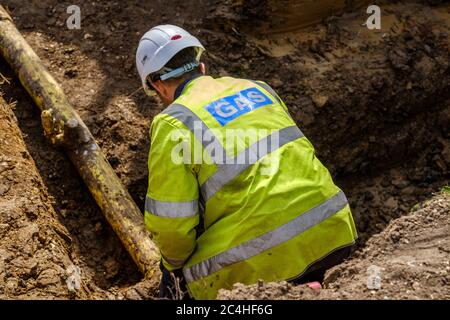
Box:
[200, 63, 206, 75]
[150, 79, 175, 105]
[150, 79, 164, 95]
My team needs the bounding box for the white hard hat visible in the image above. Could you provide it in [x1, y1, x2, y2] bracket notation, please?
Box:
[136, 24, 205, 96]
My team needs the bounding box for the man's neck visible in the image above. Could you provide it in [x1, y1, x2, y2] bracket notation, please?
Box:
[174, 73, 202, 100]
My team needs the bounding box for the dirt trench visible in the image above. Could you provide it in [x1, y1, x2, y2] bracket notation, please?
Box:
[218, 191, 450, 300]
[0, 0, 449, 299]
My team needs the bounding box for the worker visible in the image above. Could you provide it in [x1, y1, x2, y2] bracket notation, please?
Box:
[136, 25, 358, 300]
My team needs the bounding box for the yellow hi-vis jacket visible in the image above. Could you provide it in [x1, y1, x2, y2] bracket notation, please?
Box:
[144, 75, 358, 299]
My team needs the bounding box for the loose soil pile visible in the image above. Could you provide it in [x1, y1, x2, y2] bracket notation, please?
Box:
[218, 192, 450, 300]
[0, 0, 448, 299]
[0, 95, 76, 299]
[0, 92, 158, 299]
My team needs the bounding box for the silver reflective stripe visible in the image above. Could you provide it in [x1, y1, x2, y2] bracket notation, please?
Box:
[201, 126, 304, 201]
[251, 80, 293, 119]
[162, 103, 227, 163]
[250, 80, 283, 105]
[183, 190, 349, 283]
[145, 196, 198, 218]
[162, 255, 186, 268]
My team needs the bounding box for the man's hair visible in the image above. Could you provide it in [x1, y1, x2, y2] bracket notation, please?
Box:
[165, 47, 199, 70]
[150, 47, 201, 84]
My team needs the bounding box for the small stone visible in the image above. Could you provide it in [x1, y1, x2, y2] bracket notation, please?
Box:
[94, 222, 102, 232]
[312, 95, 328, 108]
[385, 197, 398, 211]
[271, 78, 283, 88]
[64, 47, 75, 54]
[402, 186, 416, 195]
[18, 223, 39, 242]
[0, 161, 15, 173]
[0, 183, 10, 195]
[37, 269, 60, 287]
[228, 52, 242, 60]
[46, 17, 56, 26]
[27, 260, 39, 278]
[5, 278, 18, 294]
[0, 223, 9, 236]
[124, 289, 141, 300]
[390, 231, 401, 242]
[392, 178, 410, 189]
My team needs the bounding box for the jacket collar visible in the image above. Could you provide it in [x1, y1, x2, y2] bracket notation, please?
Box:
[174, 73, 202, 100]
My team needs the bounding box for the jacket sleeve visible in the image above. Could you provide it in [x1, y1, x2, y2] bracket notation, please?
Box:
[144, 115, 199, 271]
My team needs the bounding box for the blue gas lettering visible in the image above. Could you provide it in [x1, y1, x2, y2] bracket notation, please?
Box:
[205, 87, 273, 126]
[245, 90, 266, 103]
[215, 100, 237, 118]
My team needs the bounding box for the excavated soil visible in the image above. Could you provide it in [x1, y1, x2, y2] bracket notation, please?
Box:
[218, 192, 450, 300]
[0, 95, 76, 299]
[0, 0, 449, 299]
[0, 92, 158, 299]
